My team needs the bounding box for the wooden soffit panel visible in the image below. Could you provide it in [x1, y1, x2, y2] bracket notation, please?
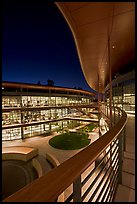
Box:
[55, 2, 135, 93]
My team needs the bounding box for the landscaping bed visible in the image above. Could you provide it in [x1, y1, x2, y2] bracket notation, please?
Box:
[49, 132, 90, 150]
[78, 123, 98, 133]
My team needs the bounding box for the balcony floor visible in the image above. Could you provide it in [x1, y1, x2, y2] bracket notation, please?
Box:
[114, 114, 135, 202]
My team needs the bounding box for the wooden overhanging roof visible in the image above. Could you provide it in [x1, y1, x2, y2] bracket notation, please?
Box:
[56, 2, 135, 93]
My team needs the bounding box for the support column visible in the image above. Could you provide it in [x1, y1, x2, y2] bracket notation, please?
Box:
[20, 91, 24, 140]
[108, 38, 112, 128]
[98, 73, 100, 118]
[21, 111, 24, 139]
[122, 83, 124, 110]
[98, 73, 101, 137]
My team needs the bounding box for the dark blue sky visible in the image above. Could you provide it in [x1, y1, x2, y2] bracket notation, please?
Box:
[2, 0, 96, 92]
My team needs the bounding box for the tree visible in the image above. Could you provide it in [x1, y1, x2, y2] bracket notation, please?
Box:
[37, 81, 41, 85]
[47, 79, 54, 86]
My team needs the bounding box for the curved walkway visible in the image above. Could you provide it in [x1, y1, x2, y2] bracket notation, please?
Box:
[114, 115, 135, 202]
[2, 146, 38, 161]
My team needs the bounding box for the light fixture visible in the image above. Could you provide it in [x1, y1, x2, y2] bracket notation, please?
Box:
[2, 87, 4, 89]
[112, 45, 115, 49]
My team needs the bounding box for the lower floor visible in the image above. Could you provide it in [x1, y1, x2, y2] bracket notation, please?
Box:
[2, 123, 99, 164]
[2, 115, 134, 202]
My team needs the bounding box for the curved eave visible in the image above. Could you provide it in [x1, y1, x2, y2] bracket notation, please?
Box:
[2, 81, 95, 97]
[55, 2, 135, 93]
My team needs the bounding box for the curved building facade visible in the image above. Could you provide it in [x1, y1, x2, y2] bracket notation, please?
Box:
[2, 81, 96, 141]
[105, 70, 135, 113]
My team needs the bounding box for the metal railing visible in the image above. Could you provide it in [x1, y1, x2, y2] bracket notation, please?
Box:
[3, 104, 127, 202]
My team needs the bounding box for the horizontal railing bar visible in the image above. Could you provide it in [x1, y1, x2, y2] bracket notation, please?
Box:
[103, 165, 119, 202]
[88, 148, 119, 202]
[107, 150, 120, 203]
[108, 173, 119, 202]
[96, 154, 119, 202]
[64, 193, 73, 202]
[82, 147, 115, 201]
[3, 108, 127, 202]
[81, 138, 118, 187]
[84, 141, 119, 199]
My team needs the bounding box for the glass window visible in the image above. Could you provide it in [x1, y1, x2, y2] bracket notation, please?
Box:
[10, 128, 21, 140]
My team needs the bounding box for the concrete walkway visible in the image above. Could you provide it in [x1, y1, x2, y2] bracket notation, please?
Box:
[114, 114, 135, 202]
[2, 128, 99, 164]
[2, 126, 99, 201]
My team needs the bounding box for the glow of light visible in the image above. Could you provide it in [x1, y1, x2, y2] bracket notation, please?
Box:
[112, 45, 115, 49]
[2, 87, 4, 89]
[124, 94, 131, 96]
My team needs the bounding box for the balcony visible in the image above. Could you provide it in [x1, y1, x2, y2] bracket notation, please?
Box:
[2, 103, 135, 202]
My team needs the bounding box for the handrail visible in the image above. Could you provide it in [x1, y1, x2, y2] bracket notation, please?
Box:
[3, 108, 127, 202]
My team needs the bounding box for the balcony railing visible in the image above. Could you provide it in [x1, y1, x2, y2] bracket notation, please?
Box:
[3, 104, 127, 202]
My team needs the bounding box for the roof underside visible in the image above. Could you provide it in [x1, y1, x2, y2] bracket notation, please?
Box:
[55, 2, 135, 93]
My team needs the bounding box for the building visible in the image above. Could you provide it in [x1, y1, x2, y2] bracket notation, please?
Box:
[2, 2, 135, 202]
[105, 70, 135, 114]
[2, 81, 96, 141]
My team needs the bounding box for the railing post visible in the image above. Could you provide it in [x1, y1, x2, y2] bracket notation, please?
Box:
[107, 103, 108, 117]
[118, 135, 123, 184]
[105, 103, 107, 116]
[122, 130, 124, 162]
[73, 175, 82, 202]
[116, 108, 120, 124]
[123, 126, 126, 152]
[121, 126, 126, 160]
[113, 107, 116, 125]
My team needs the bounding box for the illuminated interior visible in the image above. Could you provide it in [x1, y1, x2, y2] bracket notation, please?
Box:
[2, 82, 95, 141]
[105, 71, 135, 113]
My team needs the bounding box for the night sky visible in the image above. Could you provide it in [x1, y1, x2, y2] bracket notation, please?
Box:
[2, 0, 96, 93]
